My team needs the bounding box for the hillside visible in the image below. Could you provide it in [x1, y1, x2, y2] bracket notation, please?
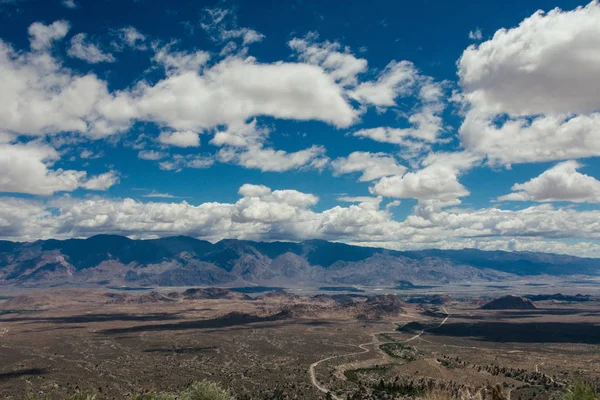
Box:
[481, 295, 537, 310]
[0, 235, 598, 287]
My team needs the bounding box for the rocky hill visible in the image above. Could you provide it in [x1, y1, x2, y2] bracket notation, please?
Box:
[481, 295, 537, 310]
[0, 235, 598, 287]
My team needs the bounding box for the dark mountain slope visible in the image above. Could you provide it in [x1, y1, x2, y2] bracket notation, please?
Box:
[0, 235, 598, 286]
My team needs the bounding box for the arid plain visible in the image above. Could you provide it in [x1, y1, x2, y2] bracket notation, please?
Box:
[1, 287, 600, 399]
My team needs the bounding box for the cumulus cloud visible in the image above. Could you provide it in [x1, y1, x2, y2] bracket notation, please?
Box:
[0, 29, 120, 137]
[349, 60, 417, 107]
[201, 7, 265, 46]
[210, 120, 329, 172]
[331, 151, 406, 182]
[458, 1, 600, 164]
[62, 0, 76, 9]
[498, 160, 600, 203]
[371, 152, 480, 203]
[138, 150, 166, 160]
[152, 45, 210, 74]
[468, 28, 482, 40]
[28, 20, 69, 50]
[117, 26, 146, 50]
[0, 142, 118, 195]
[1, 22, 356, 140]
[289, 35, 368, 86]
[158, 130, 200, 148]
[218, 144, 328, 172]
[353, 79, 446, 150]
[68, 33, 116, 63]
[2, 185, 600, 257]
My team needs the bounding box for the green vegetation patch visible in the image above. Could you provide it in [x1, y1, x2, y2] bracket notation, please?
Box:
[379, 343, 418, 361]
[16, 380, 232, 400]
[344, 365, 392, 383]
[564, 381, 599, 400]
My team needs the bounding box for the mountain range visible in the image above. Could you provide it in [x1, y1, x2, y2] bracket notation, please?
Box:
[0, 235, 598, 287]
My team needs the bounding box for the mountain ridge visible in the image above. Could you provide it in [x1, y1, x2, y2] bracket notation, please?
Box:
[0, 235, 598, 286]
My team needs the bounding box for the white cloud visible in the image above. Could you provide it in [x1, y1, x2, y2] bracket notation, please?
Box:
[238, 184, 271, 197]
[142, 191, 177, 199]
[0, 142, 118, 195]
[458, 1, 600, 164]
[2, 184, 600, 256]
[2, 23, 358, 141]
[62, 0, 76, 9]
[498, 160, 600, 203]
[115, 56, 356, 130]
[118, 26, 146, 50]
[28, 20, 69, 50]
[460, 113, 600, 166]
[289, 35, 368, 86]
[158, 130, 200, 148]
[349, 60, 417, 107]
[138, 150, 166, 160]
[331, 151, 406, 182]
[371, 152, 480, 203]
[220, 28, 264, 45]
[353, 80, 446, 147]
[218, 144, 328, 172]
[468, 28, 482, 40]
[201, 7, 264, 46]
[152, 44, 210, 74]
[82, 171, 119, 190]
[158, 154, 214, 172]
[68, 33, 116, 63]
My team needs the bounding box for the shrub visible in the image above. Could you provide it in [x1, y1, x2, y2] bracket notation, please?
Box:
[179, 381, 233, 400]
[564, 381, 598, 400]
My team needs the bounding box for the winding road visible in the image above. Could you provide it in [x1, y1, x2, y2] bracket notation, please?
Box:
[308, 307, 450, 400]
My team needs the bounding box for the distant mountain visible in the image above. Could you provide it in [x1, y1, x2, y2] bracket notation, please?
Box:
[0, 235, 598, 287]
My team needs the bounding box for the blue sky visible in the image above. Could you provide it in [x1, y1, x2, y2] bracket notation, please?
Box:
[1, 0, 600, 258]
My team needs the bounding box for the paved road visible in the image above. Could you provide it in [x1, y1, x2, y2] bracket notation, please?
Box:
[308, 307, 450, 399]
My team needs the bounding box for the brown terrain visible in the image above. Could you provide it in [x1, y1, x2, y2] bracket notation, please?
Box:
[1, 289, 600, 399]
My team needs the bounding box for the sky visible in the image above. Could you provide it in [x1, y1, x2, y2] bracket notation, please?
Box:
[1, 0, 600, 257]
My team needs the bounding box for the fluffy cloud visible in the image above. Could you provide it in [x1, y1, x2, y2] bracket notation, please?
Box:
[152, 45, 210, 74]
[28, 20, 69, 50]
[0, 32, 117, 136]
[138, 150, 166, 160]
[0, 142, 118, 195]
[62, 0, 76, 9]
[331, 151, 406, 182]
[498, 161, 600, 203]
[349, 60, 417, 107]
[158, 130, 200, 148]
[115, 57, 356, 130]
[210, 121, 329, 172]
[353, 81, 445, 144]
[458, 1, 600, 164]
[1, 185, 600, 257]
[468, 28, 482, 40]
[218, 145, 327, 172]
[201, 7, 265, 46]
[68, 33, 116, 63]
[371, 152, 480, 203]
[158, 154, 214, 171]
[2, 22, 356, 140]
[289, 36, 368, 86]
[117, 26, 146, 50]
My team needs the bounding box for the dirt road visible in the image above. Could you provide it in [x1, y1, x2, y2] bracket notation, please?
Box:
[308, 307, 450, 399]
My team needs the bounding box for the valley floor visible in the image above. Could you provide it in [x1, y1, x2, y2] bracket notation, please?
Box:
[1, 289, 600, 399]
